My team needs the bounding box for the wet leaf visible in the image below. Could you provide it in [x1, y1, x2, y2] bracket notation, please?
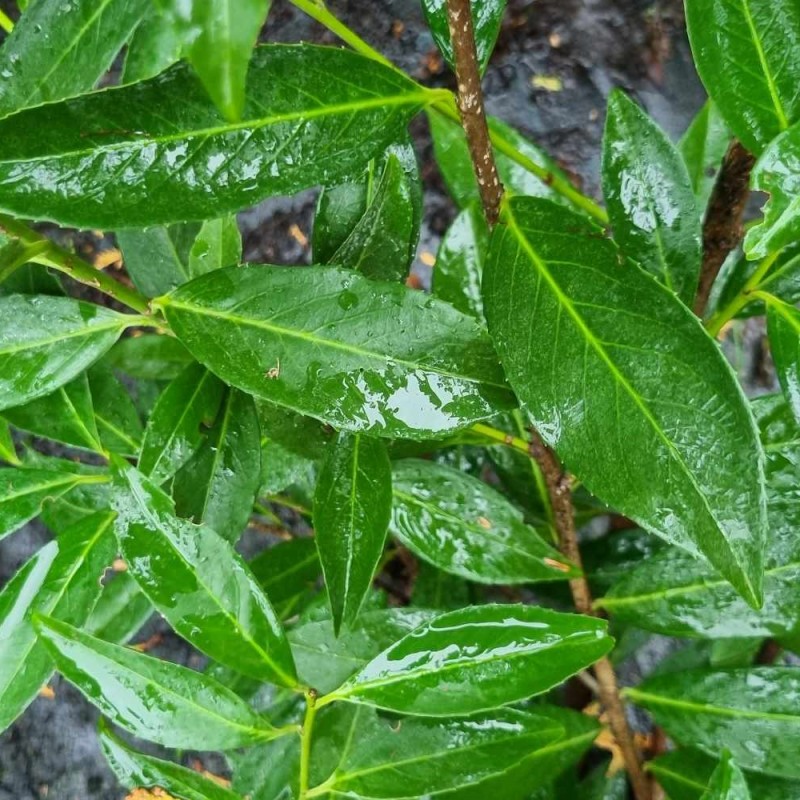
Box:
[138, 362, 225, 484]
[87, 366, 144, 458]
[112, 458, 297, 686]
[685, 0, 800, 152]
[767, 299, 800, 425]
[0, 0, 150, 119]
[106, 334, 194, 381]
[701, 752, 751, 800]
[314, 432, 392, 633]
[0, 295, 131, 411]
[173, 388, 261, 543]
[85, 572, 153, 645]
[483, 197, 767, 606]
[679, 100, 731, 209]
[0, 511, 115, 733]
[390, 458, 577, 584]
[122, 4, 183, 84]
[188, 216, 242, 277]
[248, 538, 321, 618]
[0, 45, 431, 228]
[421, 0, 507, 74]
[34, 615, 278, 750]
[327, 604, 611, 716]
[158, 265, 512, 439]
[627, 668, 800, 778]
[602, 90, 702, 304]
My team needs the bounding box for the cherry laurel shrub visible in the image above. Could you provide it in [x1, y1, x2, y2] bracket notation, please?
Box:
[0, 0, 799, 797]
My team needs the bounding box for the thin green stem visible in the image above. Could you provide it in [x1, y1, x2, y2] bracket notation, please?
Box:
[298, 689, 319, 800]
[0, 9, 14, 34]
[470, 421, 531, 453]
[287, 0, 608, 225]
[705, 250, 782, 337]
[0, 215, 152, 315]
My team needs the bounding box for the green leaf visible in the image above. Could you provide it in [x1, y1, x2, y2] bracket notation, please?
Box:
[597, 393, 800, 638]
[112, 458, 297, 687]
[679, 100, 731, 209]
[421, 0, 506, 74]
[309, 706, 563, 799]
[0, 45, 431, 228]
[85, 571, 153, 644]
[0, 0, 149, 119]
[0, 511, 115, 733]
[767, 298, 800, 425]
[482, 197, 767, 606]
[602, 90, 702, 304]
[627, 667, 800, 778]
[117, 224, 200, 297]
[327, 155, 415, 282]
[0, 295, 131, 411]
[685, 0, 800, 153]
[0, 261, 63, 297]
[314, 432, 392, 633]
[87, 366, 143, 457]
[429, 113, 568, 209]
[158, 265, 512, 439]
[173, 387, 261, 543]
[122, 4, 183, 84]
[432, 202, 489, 319]
[390, 458, 576, 584]
[0, 418, 19, 464]
[138, 362, 225, 484]
[327, 604, 611, 716]
[188, 215, 242, 277]
[34, 615, 278, 750]
[289, 607, 436, 695]
[106, 333, 194, 380]
[0, 466, 107, 540]
[701, 752, 752, 800]
[4, 372, 104, 452]
[100, 721, 244, 800]
[248, 537, 321, 617]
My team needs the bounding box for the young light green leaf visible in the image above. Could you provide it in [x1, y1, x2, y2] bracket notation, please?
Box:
[627, 668, 800, 779]
[679, 100, 731, 209]
[0, 45, 432, 228]
[138, 362, 225, 484]
[421, 0, 506, 74]
[173, 387, 261, 543]
[767, 298, 800, 425]
[685, 0, 800, 153]
[105, 333, 194, 381]
[158, 265, 513, 439]
[85, 571, 153, 645]
[482, 197, 767, 606]
[0, 467, 107, 541]
[188, 215, 242, 277]
[390, 458, 577, 584]
[328, 155, 415, 283]
[0, 0, 149, 120]
[0, 511, 115, 733]
[34, 615, 278, 750]
[0, 418, 19, 464]
[309, 706, 563, 799]
[5, 372, 103, 452]
[701, 752, 751, 800]
[327, 604, 611, 716]
[0, 295, 132, 411]
[100, 721, 245, 800]
[112, 457, 297, 687]
[432, 202, 489, 319]
[314, 432, 391, 634]
[602, 90, 702, 304]
[87, 366, 143, 458]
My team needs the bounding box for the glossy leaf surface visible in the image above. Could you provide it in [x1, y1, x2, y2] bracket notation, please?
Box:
[85, 572, 153, 645]
[0, 295, 130, 411]
[685, 0, 800, 152]
[767, 299, 800, 425]
[138, 362, 225, 484]
[329, 604, 611, 715]
[173, 387, 261, 543]
[159, 265, 512, 438]
[87, 366, 143, 457]
[602, 90, 701, 304]
[0, 511, 115, 732]
[628, 668, 800, 778]
[0, 45, 430, 228]
[100, 722, 244, 800]
[112, 458, 297, 686]
[421, 0, 506, 74]
[483, 197, 767, 605]
[35, 616, 276, 750]
[106, 333, 194, 380]
[189, 215, 243, 276]
[0, 0, 149, 119]
[702, 752, 751, 800]
[314, 432, 392, 633]
[390, 458, 576, 584]
[122, 5, 183, 83]
[679, 100, 731, 209]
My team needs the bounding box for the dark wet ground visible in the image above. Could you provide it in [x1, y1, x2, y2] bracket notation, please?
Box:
[0, 1, 729, 797]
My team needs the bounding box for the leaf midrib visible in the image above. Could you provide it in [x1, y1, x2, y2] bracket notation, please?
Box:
[0, 317, 125, 358]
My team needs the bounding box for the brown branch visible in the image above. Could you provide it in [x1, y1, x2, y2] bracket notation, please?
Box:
[692, 140, 756, 317]
[445, 0, 503, 224]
